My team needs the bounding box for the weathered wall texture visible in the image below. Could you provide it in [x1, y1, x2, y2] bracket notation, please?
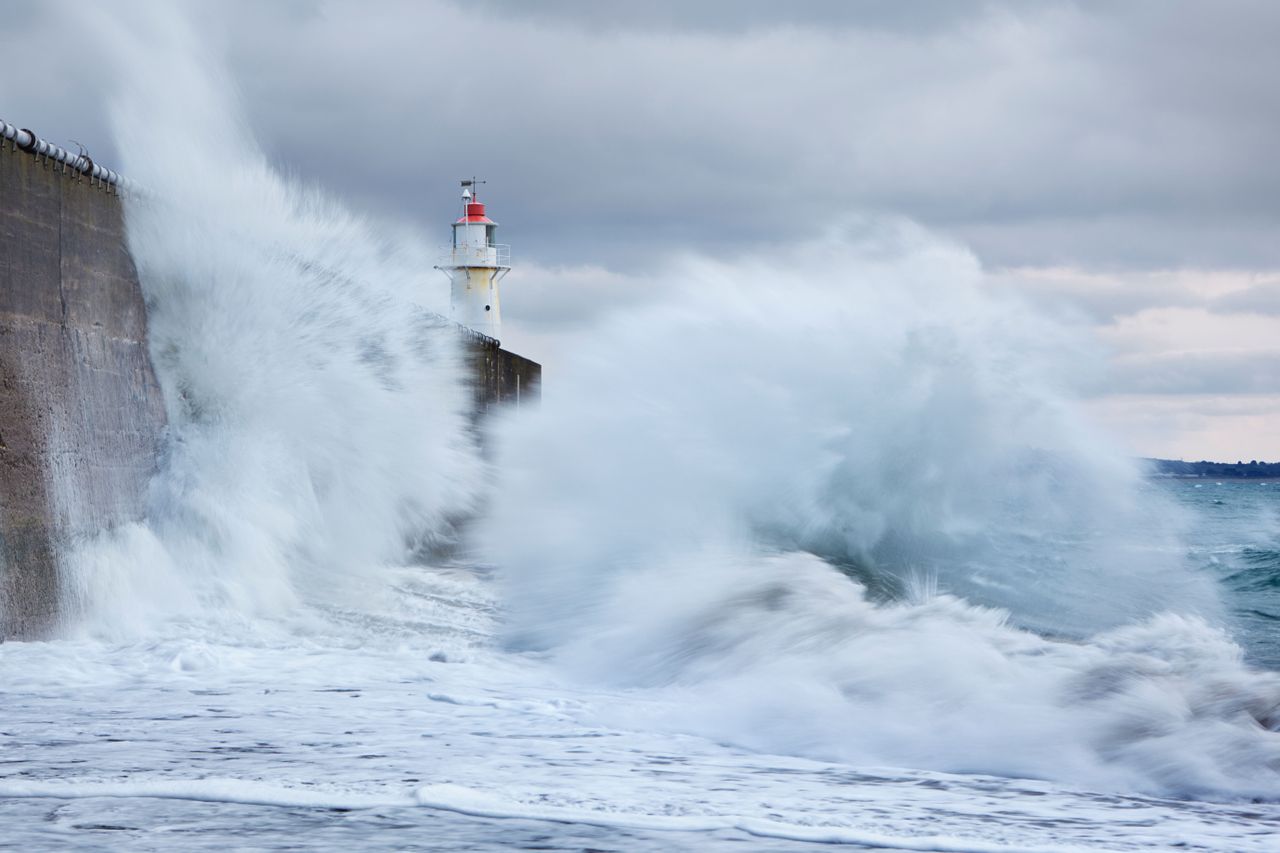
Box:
[0, 142, 166, 639]
[463, 334, 541, 420]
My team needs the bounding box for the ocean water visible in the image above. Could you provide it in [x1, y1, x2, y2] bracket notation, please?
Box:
[3, 9, 1280, 851]
[1, 486, 1278, 852]
[1171, 479, 1280, 671]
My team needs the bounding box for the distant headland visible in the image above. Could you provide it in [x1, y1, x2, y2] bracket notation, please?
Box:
[1144, 458, 1280, 479]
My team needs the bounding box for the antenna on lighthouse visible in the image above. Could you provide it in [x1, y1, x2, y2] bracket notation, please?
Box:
[435, 179, 510, 343]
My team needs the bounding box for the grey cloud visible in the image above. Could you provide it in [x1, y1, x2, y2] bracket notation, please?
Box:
[239, 0, 1280, 271]
[961, 213, 1280, 274]
[991, 268, 1280, 328]
[988, 270, 1202, 325]
[457, 0, 1001, 35]
[1108, 350, 1280, 395]
[1210, 282, 1280, 317]
[0, 7, 119, 165]
[5, 0, 1280, 274]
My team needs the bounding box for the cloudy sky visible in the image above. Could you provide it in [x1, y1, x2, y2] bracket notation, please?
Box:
[4, 0, 1278, 459]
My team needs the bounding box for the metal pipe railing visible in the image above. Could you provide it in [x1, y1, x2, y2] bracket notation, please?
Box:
[437, 243, 511, 268]
[0, 118, 129, 188]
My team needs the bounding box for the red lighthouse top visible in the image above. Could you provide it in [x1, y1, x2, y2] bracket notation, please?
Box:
[456, 179, 496, 224]
[456, 201, 494, 224]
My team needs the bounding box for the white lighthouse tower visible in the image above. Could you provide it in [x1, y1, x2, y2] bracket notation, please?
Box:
[436, 179, 510, 341]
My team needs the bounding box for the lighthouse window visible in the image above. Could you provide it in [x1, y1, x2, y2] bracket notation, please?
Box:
[485, 305, 491, 311]
[486, 225, 496, 246]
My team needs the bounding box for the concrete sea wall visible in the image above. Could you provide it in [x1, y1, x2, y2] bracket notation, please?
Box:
[0, 138, 167, 639]
[463, 332, 541, 419]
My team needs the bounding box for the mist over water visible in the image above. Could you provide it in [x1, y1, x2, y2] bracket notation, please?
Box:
[17, 8, 1280, 847]
[480, 237, 1280, 798]
[486, 234, 1217, 642]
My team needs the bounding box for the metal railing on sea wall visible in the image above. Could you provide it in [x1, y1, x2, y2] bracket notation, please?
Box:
[0, 119, 130, 190]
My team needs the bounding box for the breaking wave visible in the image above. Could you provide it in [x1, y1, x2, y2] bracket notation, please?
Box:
[481, 232, 1280, 799]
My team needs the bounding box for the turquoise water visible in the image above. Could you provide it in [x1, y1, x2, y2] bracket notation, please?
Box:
[1164, 479, 1280, 670]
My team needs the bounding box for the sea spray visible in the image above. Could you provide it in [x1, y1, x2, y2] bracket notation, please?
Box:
[481, 225, 1280, 798]
[484, 225, 1216, 644]
[57, 4, 483, 633]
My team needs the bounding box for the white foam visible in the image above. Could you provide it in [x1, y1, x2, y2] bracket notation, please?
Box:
[0, 779, 407, 810]
[412, 783, 1094, 853]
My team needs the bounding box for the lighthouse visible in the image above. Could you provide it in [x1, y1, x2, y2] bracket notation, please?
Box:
[436, 179, 510, 341]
